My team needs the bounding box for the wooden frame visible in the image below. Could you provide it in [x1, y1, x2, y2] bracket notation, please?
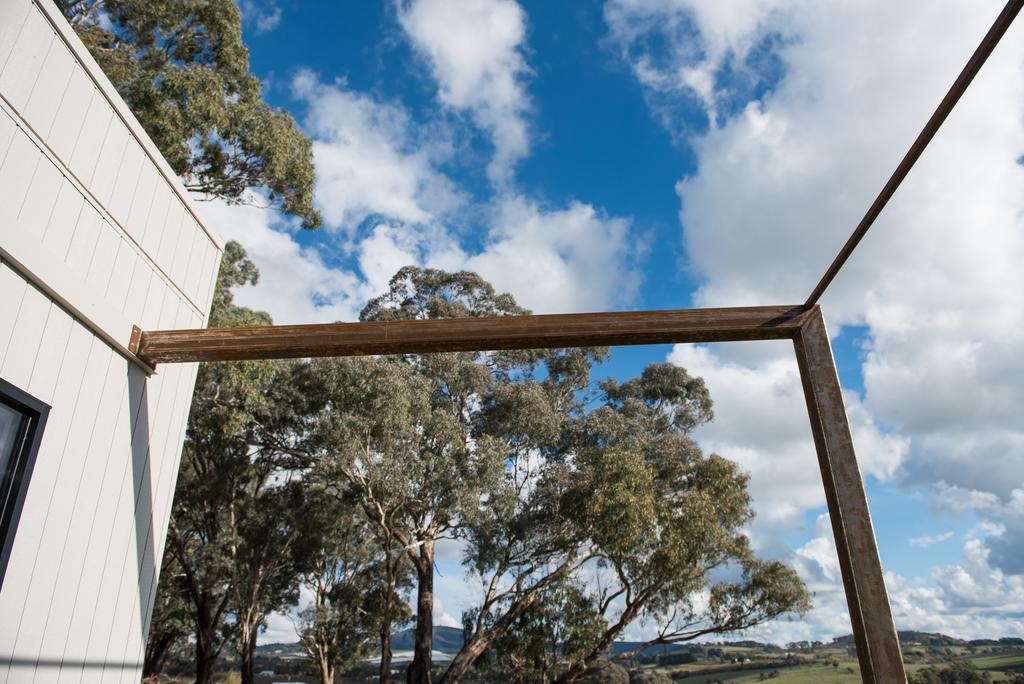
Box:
[132, 304, 906, 682]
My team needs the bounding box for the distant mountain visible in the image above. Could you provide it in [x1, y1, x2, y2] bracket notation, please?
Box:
[391, 626, 464, 654]
[831, 631, 1014, 648]
[258, 626, 467, 657]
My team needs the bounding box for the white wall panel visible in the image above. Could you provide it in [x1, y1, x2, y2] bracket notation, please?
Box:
[40, 177, 83, 260]
[67, 88, 111, 187]
[108, 139, 144, 228]
[0, 2, 223, 681]
[22, 32, 75, 138]
[0, 110, 16, 161]
[89, 118, 128, 205]
[45, 64, 92, 163]
[16, 148, 62, 238]
[0, 283, 51, 391]
[63, 199, 102, 279]
[123, 162, 157, 244]
[0, 9, 51, 112]
[0, 134, 39, 229]
[0, 261, 28, 364]
[0, 1, 31, 73]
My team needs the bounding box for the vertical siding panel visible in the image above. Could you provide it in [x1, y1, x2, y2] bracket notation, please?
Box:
[22, 29, 75, 137]
[0, 10, 53, 111]
[105, 237, 138, 313]
[64, 200, 102, 279]
[123, 263, 155, 327]
[107, 141, 145, 229]
[0, 327, 95, 681]
[83, 222, 120, 294]
[0, 282, 51, 391]
[0, 110, 16, 163]
[61, 362, 147, 684]
[89, 121, 128, 206]
[78, 283, 177, 684]
[138, 273, 172, 333]
[33, 348, 127, 681]
[141, 184, 173, 261]
[5, 341, 114, 676]
[117, 302, 196, 678]
[155, 201, 185, 278]
[40, 177, 84, 259]
[0, 133, 41, 231]
[68, 88, 112, 186]
[171, 218, 198, 287]
[90, 360, 182, 684]
[46, 64, 93, 164]
[0, 0, 31, 73]
[123, 164, 157, 244]
[25, 300, 74, 405]
[0, 260, 28, 363]
[126, 359, 198, 684]
[17, 153, 62, 238]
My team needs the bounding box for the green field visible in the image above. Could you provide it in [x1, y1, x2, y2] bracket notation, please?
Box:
[671, 662, 862, 683]
[969, 650, 1024, 673]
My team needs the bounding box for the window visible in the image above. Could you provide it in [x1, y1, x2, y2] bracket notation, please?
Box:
[0, 378, 49, 588]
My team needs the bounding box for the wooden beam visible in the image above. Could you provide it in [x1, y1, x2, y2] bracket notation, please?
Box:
[805, 0, 1023, 307]
[136, 305, 812, 365]
[794, 307, 906, 683]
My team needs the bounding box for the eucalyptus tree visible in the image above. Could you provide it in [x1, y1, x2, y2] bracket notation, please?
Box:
[293, 485, 410, 684]
[294, 350, 485, 684]
[57, 0, 320, 227]
[445, 364, 810, 683]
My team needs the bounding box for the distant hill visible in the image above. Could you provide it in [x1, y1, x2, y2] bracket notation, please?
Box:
[831, 631, 1022, 648]
[391, 626, 465, 654]
[260, 628, 1024, 660]
[257, 625, 466, 658]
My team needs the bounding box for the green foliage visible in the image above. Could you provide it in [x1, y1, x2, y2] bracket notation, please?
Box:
[293, 487, 409, 684]
[467, 579, 607, 683]
[57, 0, 320, 228]
[629, 670, 672, 684]
[460, 337, 809, 683]
[581, 662, 630, 684]
[910, 661, 992, 683]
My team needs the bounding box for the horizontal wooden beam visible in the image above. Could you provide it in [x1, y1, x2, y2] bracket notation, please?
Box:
[135, 305, 813, 365]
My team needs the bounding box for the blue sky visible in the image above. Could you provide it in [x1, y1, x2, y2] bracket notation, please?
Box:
[202, 0, 1024, 644]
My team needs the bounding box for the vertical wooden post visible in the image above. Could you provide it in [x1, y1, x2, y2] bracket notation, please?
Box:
[793, 307, 905, 684]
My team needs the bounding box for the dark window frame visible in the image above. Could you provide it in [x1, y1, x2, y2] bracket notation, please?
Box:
[0, 377, 49, 589]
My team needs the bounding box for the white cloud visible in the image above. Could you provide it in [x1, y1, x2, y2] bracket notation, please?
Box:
[399, 0, 532, 183]
[909, 531, 955, 549]
[293, 71, 464, 233]
[196, 198, 374, 324]
[610, 0, 1024, 589]
[744, 516, 1024, 644]
[465, 196, 642, 313]
[240, 0, 282, 34]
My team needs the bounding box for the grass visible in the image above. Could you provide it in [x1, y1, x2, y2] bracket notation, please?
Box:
[969, 650, 1024, 673]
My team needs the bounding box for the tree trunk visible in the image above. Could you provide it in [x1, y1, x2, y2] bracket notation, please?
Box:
[439, 588, 544, 684]
[239, 625, 258, 684]
[142, 630, 176, 680]
[194, 622, 218, 684]
[317, 653, 334, 684]
[379, 542, 400, 683]
[380, 616, 393, 683]
[406, 539, 434, 684]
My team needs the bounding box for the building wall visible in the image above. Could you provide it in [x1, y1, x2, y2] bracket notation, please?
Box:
[0, 1, 222, 681]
